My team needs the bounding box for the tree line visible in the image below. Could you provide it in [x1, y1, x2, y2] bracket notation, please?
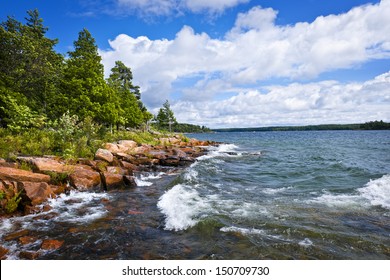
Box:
[213, 121, 390, 132]
[0, 9, 152, 133]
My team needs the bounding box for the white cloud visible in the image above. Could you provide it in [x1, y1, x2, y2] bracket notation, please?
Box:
[100, 1, 390, 127]
[172, 72, 390, 128]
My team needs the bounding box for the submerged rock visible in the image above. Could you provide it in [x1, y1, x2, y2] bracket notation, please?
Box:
[41, 239, 64, 250]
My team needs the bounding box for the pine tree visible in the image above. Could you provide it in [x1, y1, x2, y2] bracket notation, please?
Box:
[155, 100, 177, 131]
[61, 28, 113, 124]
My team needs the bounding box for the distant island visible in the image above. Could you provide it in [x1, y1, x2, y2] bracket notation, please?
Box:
[212, 120, 390, 132]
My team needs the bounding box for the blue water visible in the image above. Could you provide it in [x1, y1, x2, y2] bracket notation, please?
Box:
[1, 130, 389, 259]
[158, 130, 390, 259]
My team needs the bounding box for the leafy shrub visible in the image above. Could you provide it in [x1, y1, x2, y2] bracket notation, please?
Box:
[5, 191, 22, 214]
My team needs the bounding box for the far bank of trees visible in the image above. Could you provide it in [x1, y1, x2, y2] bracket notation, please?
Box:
[153, 100, 211, 133]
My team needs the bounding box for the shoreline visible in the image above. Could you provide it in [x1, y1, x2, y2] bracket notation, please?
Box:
[0, 134, 218, 259]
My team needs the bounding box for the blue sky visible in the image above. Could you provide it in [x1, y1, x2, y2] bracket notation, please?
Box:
[1, 0, 389, 128]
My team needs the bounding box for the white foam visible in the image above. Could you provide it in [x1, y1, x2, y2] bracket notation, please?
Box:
[184, 168, 199, 182]
[140, 172, 165, 180]
[45, 191, 109, 224]
[135, 172, 165, 186]
[261, 186, 292, 195]
[197, 143, 240, 161]
[220, 226, 265, 236]
[299, 238, 314, 247]
[309, 174, 390, 211]
[358, 174, 390, 210]
[135, 178, 153, 186]
[310, 193, 365, 208]
[157, 184, 209, 231]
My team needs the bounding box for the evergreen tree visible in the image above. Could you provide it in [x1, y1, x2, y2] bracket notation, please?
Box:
[155, 100, 177, 131]
[61, 28, 113, 124]
[0, 9, 63, 126]
[107, 61, 148, 128]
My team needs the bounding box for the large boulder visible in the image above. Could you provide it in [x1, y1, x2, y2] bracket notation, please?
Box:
[117, 140, 138, 150]
[95, 149, 114, 163]
[172, 148, 187, 158]
[106, 166, 128, 175]
[103, 172, 124, 190]
[119, 161, 138, 174]
[20, 157, 72, 174]
[0, 167, 50, 183]
[103, 143, 130, 154]
[69, 169, 101, 190]
[133, 145, 151, 154]
[18, 182, 54, 206]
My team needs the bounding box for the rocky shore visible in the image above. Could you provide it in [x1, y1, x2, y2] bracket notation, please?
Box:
[0, 134, 217, 259]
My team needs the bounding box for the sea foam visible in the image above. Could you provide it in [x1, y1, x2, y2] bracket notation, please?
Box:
[358, 174, 390, 210]
[157, 184, 209, 231]
[311, 174, 390, 210]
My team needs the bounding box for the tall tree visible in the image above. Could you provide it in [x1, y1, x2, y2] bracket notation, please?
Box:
[61, 28, 113, 124]
[0, 9, 63, 126]
[107, 61, 144, 128]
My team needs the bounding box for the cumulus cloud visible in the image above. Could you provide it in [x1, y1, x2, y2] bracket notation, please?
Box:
[100, 0, 390, 127]
[172, 71, 390, 128]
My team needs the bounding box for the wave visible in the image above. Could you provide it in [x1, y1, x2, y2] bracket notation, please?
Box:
[197, 143, 241, 161]
[157, 184, 210, 231]
[311, 174, 390, 210]
[135, 172, 165, 186]
[358, 174, 390, 210]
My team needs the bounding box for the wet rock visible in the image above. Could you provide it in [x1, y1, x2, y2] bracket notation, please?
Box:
[0, 167, 50, 183]
[128, 210, 143, 215]
[19, 236, 38, 245]
[18, 181, 54, 206]
[172, 148, 187, 158]
[160, 156, 180, 166]
[95, 148, 114, 163]
[103, 172, 124, 190]
[41, 239, 64, 250]
[19, 251, 40, 260]
[0, 245, 9, 259]
[119, 161, 138, 174]
[69, 169, 101, 190]
[124, 175, 137, 187]
[4, 229, 30, 241]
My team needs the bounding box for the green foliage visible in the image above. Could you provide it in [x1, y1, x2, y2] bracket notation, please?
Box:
[172, 123, 211, 133]
[1, 10, 154, 133]
[44, 171, 69, 185]
[5, 191, 22, 214]
[19, 161, 33, 171]
[0, 191, 5, 200]
[360, 120, 390, 130]
[154, 100, 177, 131]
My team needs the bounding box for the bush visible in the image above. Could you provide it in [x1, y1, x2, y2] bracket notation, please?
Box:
[5, 191, 22, 214]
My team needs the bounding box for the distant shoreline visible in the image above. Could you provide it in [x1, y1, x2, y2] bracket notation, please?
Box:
[212, 121, 390, 132]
